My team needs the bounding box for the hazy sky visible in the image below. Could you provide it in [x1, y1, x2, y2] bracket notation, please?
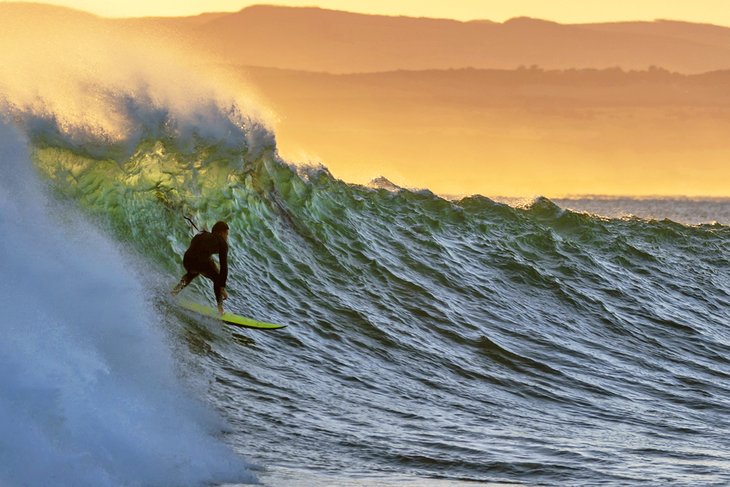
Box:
[4, 0, 730, 25]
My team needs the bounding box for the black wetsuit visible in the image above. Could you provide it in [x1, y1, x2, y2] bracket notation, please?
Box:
[181, 231, 228, 303]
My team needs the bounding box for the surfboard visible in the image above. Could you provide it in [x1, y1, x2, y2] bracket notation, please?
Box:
[178, 299, 287, 330]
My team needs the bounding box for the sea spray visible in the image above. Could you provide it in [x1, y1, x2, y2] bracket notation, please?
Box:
[0, 123, 254, 486]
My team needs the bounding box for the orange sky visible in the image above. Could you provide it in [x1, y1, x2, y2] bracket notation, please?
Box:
[3, 0, 730, 26]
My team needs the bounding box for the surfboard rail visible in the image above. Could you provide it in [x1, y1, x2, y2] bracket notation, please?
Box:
[177, 299, 287, 330]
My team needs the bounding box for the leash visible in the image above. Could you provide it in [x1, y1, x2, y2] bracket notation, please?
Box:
[184, 215, 202, 233]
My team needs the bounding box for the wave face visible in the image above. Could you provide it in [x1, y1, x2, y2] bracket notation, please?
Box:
[16, 106, 730, 485]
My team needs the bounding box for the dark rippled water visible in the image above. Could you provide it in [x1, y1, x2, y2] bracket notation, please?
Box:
[24, 125, 730, 486]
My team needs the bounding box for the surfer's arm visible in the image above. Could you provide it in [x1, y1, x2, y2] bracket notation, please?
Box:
[214, 238, 229, 309]
[217, 238, 228, 289]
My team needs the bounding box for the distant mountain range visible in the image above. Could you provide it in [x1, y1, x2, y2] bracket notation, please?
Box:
[120, 5, 730, 73]
[234, 65, 730, 196]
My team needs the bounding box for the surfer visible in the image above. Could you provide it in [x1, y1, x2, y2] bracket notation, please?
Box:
[172, 221, 230, 315]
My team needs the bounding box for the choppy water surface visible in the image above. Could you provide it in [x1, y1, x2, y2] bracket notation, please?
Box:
[26, 126, 730, 486]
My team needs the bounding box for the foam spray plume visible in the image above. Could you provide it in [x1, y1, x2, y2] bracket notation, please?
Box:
[0, 121, 257, 485]
[0, 4, 267, 486]
[0, 3, 273, 156]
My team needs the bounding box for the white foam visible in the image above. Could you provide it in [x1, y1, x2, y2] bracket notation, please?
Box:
[0, 4, 275, 159]
[0, 123, 255, 486]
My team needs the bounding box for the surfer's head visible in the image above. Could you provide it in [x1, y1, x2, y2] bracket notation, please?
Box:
[212, 221, 229, 240]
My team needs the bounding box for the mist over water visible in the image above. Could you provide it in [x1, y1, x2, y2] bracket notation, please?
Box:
[0, 123, 254, 486]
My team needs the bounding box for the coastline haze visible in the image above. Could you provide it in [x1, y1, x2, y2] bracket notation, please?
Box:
[8, 0, 730, 26]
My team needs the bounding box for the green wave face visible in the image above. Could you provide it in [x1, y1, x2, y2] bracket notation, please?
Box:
[33, 136, 472, 306]
[31, 130, 729, 323]
[24, 113, 730, 485]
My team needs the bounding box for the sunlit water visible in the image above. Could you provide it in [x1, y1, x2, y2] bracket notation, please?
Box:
[24, 134, 730, 486]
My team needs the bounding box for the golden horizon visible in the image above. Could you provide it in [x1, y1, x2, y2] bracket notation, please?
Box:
[2, 0, 730, 28]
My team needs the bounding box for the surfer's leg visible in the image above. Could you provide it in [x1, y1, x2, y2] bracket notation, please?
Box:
[171, 272, 198, 295]
[200, 261, 219, 282]
[199, 260, 224, 303]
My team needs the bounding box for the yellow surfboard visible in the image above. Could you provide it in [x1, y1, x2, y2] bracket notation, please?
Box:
[178, 299, 287, 330]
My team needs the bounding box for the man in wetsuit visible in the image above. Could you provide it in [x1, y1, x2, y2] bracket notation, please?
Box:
[172, 220, 230, 315]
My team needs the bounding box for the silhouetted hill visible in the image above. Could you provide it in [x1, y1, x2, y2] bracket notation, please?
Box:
[579, 19, 730, 50]
[9, 3, 730, 74]
[230, 65, 730, 195]
[239, 65, 730, 107]
[120, 5, 730, 73]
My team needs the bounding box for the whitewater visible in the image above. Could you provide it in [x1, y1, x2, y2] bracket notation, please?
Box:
[2, 5, 730, 487]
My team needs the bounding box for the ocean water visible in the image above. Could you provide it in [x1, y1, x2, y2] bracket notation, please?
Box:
[552, 197, 729, 227]
[1, 13, 729, 481]
[1, 93, 729, 487]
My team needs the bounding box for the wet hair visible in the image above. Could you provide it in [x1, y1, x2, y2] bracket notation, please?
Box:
[211, 221, 229, 234]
